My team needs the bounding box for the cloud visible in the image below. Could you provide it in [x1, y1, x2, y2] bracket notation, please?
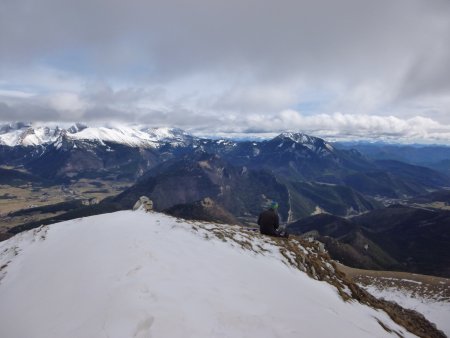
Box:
[2, 0, 448, 83]
[195, 111, 450, 143]
[48, 93, 87, 115]
[0, 0, 449, 143]
[291, 111, 450, 142]
[2, 90, 450, 143]
[0, 101, 60, 122]
[0, 89, 35, 99]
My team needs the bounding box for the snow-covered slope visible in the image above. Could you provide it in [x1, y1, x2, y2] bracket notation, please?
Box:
[361, 281, 450, 336]
[0, 122, 193, 148]
[0, 210, 418, 338]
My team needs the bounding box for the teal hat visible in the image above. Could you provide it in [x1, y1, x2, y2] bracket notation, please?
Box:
[270, 201, 279, 209]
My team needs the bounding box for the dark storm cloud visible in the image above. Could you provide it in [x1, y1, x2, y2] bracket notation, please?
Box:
[0, 0, 449, 141]
[0, 101, 60, 122]
[1, 0, 448, 83]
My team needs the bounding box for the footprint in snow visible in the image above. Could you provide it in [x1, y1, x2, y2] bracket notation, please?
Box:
[133, 315, 154, 338]
[127, 265, 142, 276]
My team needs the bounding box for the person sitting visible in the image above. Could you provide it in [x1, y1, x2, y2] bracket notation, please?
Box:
[257, 201, 288, 238]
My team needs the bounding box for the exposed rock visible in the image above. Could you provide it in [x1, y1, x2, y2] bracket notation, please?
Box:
[133, 196, 154, 212]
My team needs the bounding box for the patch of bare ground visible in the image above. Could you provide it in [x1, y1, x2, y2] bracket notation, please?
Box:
[0, 233, 13, 242]
[412, 202, 450, 211]
[0, 211, 66, 233]
[187, 221, 446, 338]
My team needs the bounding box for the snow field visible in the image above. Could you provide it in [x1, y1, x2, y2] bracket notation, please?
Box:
[0, 211, 416, 338]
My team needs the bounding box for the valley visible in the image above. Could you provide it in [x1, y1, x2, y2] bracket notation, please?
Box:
[0, 170, 132, 234]
[0, 124, 449, 281]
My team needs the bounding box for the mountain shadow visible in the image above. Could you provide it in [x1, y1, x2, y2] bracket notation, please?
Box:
[112, 153, 290, 223]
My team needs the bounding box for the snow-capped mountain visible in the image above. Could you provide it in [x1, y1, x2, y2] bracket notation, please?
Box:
[1, 122, 449, 199]
[0, 210, 434, 338]
[0, 123, 334, 155]
[0, 123, 63, 147]
[0, 122, 194, 148]
[195, 132, 337, 161]
[274, 131, 335, 154]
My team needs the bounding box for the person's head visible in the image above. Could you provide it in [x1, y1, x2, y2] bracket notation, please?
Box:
[269, 201, 279, 210]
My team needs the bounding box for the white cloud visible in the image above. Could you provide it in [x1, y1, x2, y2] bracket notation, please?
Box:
[48, 92, 87, 114]
[0, 89, 35, 99]
[0, 0, 450, 143]
[207, 110, 450, 143]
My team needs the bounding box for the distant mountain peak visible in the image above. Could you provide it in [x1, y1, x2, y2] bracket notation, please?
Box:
[278, 132, 316, 143]
[277, 132, 332, 146]
[272, 132, 335, 154]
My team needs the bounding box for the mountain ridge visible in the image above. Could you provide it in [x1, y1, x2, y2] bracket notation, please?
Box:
[0, 122, 194, 148]
[287, 205, 450, 278]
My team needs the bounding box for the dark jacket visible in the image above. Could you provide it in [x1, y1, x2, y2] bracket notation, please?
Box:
[257, 208, 280, 236]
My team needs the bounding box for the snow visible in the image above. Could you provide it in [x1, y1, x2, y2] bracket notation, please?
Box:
[375, 277, 423, 285]
[69, 126, 160, 148]
[0, 125, 62, 146]
[280, 132, 314, 145]
[0, 211, 417, 338]
[362, 284, 450, 336]
[278, 132, 334, 155]
[325, 143, 334, 151]
[311, 205, 327, 215]
[0, 128, 24, 146]
[142, 127, 183, 140]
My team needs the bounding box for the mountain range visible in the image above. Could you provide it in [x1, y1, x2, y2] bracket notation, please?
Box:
[336, 142, 450, 176]
[1, 122, 450, 278]
[2, 122, 448, 194]
[2, 122, 449, 223]
[0, 122, 194, 148]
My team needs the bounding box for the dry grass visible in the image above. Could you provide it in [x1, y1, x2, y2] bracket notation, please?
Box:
[336, 265, 448, 338]
[186, 222, 446, 338]
[412, 202, 450, 211]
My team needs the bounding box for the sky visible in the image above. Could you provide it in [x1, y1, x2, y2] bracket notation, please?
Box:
[0, 0, 450, 143]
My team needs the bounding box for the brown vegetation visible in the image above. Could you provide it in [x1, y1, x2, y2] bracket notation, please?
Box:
[187, 221, 446, 338]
